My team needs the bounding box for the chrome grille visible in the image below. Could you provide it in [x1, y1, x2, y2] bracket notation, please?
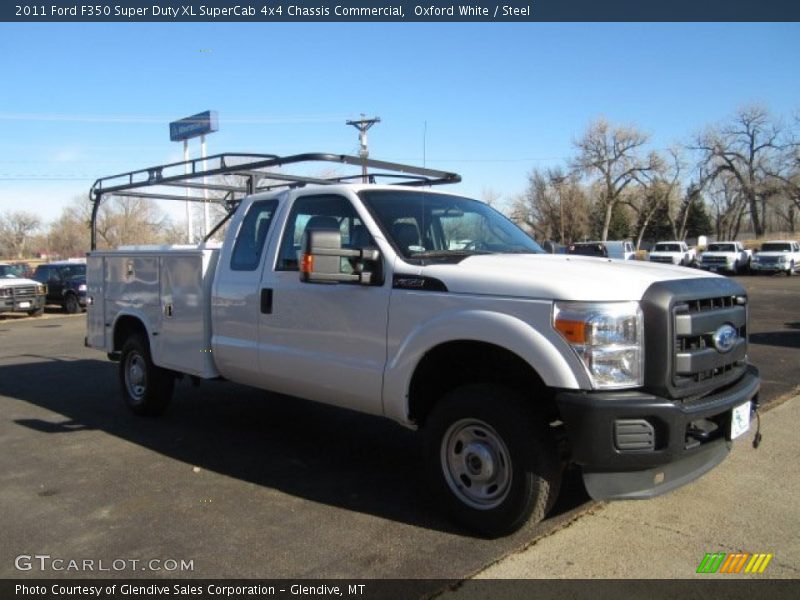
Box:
[672, 295, 747, 390]
[11, 285, 37, 299]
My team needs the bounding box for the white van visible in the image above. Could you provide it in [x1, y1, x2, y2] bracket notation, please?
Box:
[605, 240, 636, 260]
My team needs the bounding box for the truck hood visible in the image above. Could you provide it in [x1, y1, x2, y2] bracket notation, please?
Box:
[0, 276, 40, 288]
[700, 251, 736, 258]
[754, 252, 792, 258]
[408, 254, 716, 302]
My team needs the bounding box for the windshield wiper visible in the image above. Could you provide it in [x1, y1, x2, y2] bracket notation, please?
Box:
[410, 250, 493, 259]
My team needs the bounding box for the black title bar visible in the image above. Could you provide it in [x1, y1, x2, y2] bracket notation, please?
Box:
[5, 1, 800, 22]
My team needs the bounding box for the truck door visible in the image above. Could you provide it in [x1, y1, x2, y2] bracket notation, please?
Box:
[211, 198, 280, 387]
[257, 192, 391, 416]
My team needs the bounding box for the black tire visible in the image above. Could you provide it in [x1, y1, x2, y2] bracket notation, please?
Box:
[424, 384, 561, 538]
[64, 293, 80, 314]
[27, 307, 44, 317]
[119, 333, 174, 416]
[789, 261, 796, 276]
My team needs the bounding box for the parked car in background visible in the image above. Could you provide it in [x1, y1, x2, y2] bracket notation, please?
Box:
[604, 240, 636, 260]
[750, 240, 800, 275]
[541, 240, 567, 254]
[0, 263, 47, 316]
[32, 260, 87, 313]
[567, 242, 608, 258]
[697, 241, 752, 274]
[567, 240, 635, 260]
[648, 241, 696, 266]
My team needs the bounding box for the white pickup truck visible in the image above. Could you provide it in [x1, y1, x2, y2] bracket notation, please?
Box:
[648, 241, 696, 267]
[0, 263, 46, 316]
[85, 153, 760, 537]
[750, 240, 800, 275]
[697, 241, 752, 274]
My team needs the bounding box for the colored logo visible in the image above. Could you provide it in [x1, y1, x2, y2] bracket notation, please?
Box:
[712, 324, 738, 353]
[697, 552, 773, 574]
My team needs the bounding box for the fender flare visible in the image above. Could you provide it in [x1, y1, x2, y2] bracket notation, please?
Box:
[382, 309, 587, 425]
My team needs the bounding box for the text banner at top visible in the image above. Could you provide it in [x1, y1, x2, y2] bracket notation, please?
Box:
[5, 1, 800, 22]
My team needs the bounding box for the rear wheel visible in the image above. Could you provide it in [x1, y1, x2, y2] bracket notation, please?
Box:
[425, 384, 561, 538]
[64, 293, 80, 314]
[119, 333, 174, 416]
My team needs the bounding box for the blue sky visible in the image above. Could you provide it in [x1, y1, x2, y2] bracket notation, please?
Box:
[1, 22, 799, 223]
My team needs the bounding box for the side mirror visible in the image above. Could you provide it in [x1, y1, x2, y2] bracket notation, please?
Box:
[299, 228, 381, 285]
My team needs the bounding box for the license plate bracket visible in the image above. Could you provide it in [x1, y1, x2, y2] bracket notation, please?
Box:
[730, 401, 751, 440]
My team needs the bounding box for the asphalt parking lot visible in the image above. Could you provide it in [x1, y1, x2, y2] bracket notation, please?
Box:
[0, 275, 798, 589]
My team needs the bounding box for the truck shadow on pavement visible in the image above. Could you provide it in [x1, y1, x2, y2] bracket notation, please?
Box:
[0, 358, 590, 539]
[749, 330, 800, 349]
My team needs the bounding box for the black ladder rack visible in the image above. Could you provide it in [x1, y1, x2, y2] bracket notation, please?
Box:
[89, 152, 461, 250]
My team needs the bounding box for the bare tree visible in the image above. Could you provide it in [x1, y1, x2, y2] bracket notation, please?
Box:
[94, 196, 170, 248]
[480, 187, 502, 209]
[0, 210, 42, 258]
[45, 197, 92, 258]
[572, 118, 658, 241]
[624, 148, 685, 248]
[706, 173, 748, 240]
[510, 167, 589, 243]
[692, 105, 786, 237]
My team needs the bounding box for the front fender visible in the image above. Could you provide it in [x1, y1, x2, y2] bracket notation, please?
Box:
[382, 305, 588, 425]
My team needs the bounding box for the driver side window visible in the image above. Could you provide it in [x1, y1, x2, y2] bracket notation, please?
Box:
[276, 195, 373, 272]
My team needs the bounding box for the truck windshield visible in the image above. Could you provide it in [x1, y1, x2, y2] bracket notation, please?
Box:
[708, 244, 735, 252]
[760, 243, 791, 252]
[0, 266, 21, 278]
[655, 244, 681, 252]
[359, 190, 543, 263]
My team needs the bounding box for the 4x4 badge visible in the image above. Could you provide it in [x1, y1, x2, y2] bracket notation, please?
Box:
[712, 324, 738, 353]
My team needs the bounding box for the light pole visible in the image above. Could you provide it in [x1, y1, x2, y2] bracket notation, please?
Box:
[346, 115, 381, 182]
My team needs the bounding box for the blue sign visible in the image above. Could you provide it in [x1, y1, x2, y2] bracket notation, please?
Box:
[169, 110, 219, 141]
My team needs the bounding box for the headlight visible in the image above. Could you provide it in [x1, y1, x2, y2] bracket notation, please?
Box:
[78, 284, 87, 292]
[0, 288, 10, 298]
[37, 284, 46, 294]
[553, 301, 644, 389]
[777, 256, 787, 263]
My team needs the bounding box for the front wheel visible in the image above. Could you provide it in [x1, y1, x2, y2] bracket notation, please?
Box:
[424, 384, 561, 538]
[119, 333, 174, 416]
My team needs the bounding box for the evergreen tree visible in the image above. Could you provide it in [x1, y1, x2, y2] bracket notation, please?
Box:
[679, 197, 713, 239]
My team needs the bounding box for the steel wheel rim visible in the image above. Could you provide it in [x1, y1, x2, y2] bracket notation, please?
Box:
[441, 418, 512, 510]
[124, 352, 147, 402]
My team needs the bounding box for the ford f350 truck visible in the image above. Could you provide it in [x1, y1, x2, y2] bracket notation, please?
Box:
[85, 153, 760, 537]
